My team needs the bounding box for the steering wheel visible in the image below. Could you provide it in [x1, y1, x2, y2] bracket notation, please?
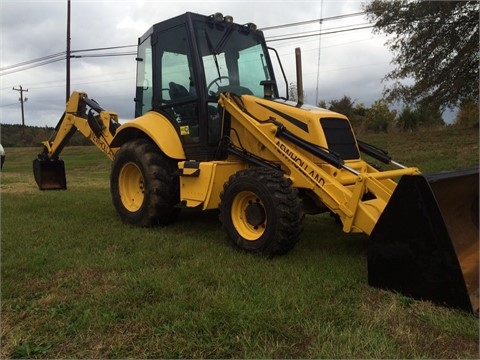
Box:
[207, 76, 230, 95]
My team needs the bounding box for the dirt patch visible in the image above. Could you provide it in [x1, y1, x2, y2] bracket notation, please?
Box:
[0, 172, 109, 194]
[1, 172, 38, 194]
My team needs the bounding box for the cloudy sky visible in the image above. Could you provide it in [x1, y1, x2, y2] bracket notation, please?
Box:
[0, 0, 397, 128]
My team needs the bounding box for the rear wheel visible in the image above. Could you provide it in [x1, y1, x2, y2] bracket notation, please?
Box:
[110, 139, 179, 226]
[219, 167, 303, 256]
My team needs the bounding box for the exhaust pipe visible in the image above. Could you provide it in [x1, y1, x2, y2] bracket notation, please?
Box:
[368, 168, 479, 314]
[295, 47, 304, 108]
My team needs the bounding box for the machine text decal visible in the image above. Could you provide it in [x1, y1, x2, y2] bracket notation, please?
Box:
[276, 140, 325, 187]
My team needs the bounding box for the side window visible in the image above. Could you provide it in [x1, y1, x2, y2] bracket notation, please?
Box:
[155, 25, 199, 144]
[162, 52, 195, 103]
[135, 37, 153, 116]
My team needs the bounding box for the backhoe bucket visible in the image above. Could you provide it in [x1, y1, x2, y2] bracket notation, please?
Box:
[33, 158, 67, 190]
[368, 168, 479, 314]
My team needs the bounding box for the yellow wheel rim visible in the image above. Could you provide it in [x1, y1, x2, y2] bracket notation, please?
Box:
[118, 162, 144, 212]
[231, 191, 266, 241]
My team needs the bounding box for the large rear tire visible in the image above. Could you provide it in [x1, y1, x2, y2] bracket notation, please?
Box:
[110, 139, 180, 226]
[219, 168, 303, 256]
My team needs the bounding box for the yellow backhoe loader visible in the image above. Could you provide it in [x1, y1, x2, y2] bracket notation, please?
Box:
[33, 12, 478, 314]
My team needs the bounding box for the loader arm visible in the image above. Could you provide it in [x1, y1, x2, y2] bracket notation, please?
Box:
[33, 91, 120, 190]
[219, 92, 419, 236]
[220, 92, 479, 314]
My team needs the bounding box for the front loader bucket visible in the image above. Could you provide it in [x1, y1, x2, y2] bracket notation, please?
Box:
[33, 158, 67, 190]
[368, 168, 479, 314]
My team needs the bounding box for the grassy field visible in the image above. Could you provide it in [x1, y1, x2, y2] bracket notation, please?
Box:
[1, 126, 479, 358]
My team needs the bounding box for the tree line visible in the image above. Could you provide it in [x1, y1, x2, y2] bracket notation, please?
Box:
[0, 124, 92, 147]
[317, 95, 478, 134]
[2, 94, 477, 148]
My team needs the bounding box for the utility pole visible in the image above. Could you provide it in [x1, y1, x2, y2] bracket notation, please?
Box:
[66, 0, 71, 102]
[13, 85, 28, 146]
[13, 86, 28, 140]
[315, 0, 324, 107]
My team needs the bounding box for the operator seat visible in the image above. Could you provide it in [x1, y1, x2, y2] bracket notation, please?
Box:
[168, 81, 199, 142]
[169, 82, 191, 101]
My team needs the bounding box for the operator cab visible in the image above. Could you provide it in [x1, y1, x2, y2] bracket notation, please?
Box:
[134, 12, 280, 160]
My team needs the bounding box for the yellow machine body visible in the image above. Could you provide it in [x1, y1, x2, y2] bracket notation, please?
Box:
[178, 161, 248, 209]
[33, 12, 478, 314]
[111, 111, 186, 160]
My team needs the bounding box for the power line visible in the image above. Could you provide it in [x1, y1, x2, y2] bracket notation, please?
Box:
[0, 12, 373, 82]
[1, 12, 367, 76]
[265, 21, 373, 41]
[0, 69, 135, 95]
[260, 12, 366, 31]
[0, 102, 19, 108]
[0, 56, 66, 76]
[71, 44, 136, 53]
[0, 51, 66, 72]
[0, 45, 137, 76]
[266, 24, 374, 43]
[71, 52, 136, 59]
[1, 23, 372, 76]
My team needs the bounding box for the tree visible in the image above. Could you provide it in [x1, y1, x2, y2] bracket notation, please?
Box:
[365, 100, 396, 133]
[415, 101, 444, 127]
[288, 82, 298, 102]
[396, 102, 444, 131]
[318, 96, 366, 130]
[288, 82, 307, 103]
[328, 95, 356, 118]
[350, 103, 367, 130]
[455, 98, 480, 127]
[364, 1, 479, 110]
[397, 106, 420, 132]
[318, 100, 327, 109]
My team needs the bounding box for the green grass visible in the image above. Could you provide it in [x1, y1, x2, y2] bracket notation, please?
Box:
[1, 127, 479, 359]
[359, 126, 479, 172]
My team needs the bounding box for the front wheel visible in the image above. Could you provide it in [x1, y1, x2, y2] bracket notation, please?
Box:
[110, 139, 179, 226]
[219, 168, 303, 256]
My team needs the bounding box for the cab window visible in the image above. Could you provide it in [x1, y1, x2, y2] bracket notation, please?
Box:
[135, 37, 153, 117]
[154, 25, 199, 144]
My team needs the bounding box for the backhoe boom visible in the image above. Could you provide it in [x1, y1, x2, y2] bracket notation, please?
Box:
[33, 91, 120, 190]
[39, 91, 119, 161]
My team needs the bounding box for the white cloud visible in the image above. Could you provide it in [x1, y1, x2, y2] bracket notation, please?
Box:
[0, 0, 393, 127]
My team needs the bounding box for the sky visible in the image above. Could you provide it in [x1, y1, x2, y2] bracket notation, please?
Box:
[0, 0, 400, 128]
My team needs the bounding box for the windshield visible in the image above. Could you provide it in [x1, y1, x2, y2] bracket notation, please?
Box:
[195, 21, 277, 98]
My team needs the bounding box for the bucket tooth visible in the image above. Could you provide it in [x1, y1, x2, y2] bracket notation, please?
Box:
[33, 158, 67, 190]
[368, 169, 479, 314]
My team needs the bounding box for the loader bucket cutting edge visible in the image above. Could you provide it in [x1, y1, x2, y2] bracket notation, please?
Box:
[368, 168, 479, 314]
[33, 158, 67, 190]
